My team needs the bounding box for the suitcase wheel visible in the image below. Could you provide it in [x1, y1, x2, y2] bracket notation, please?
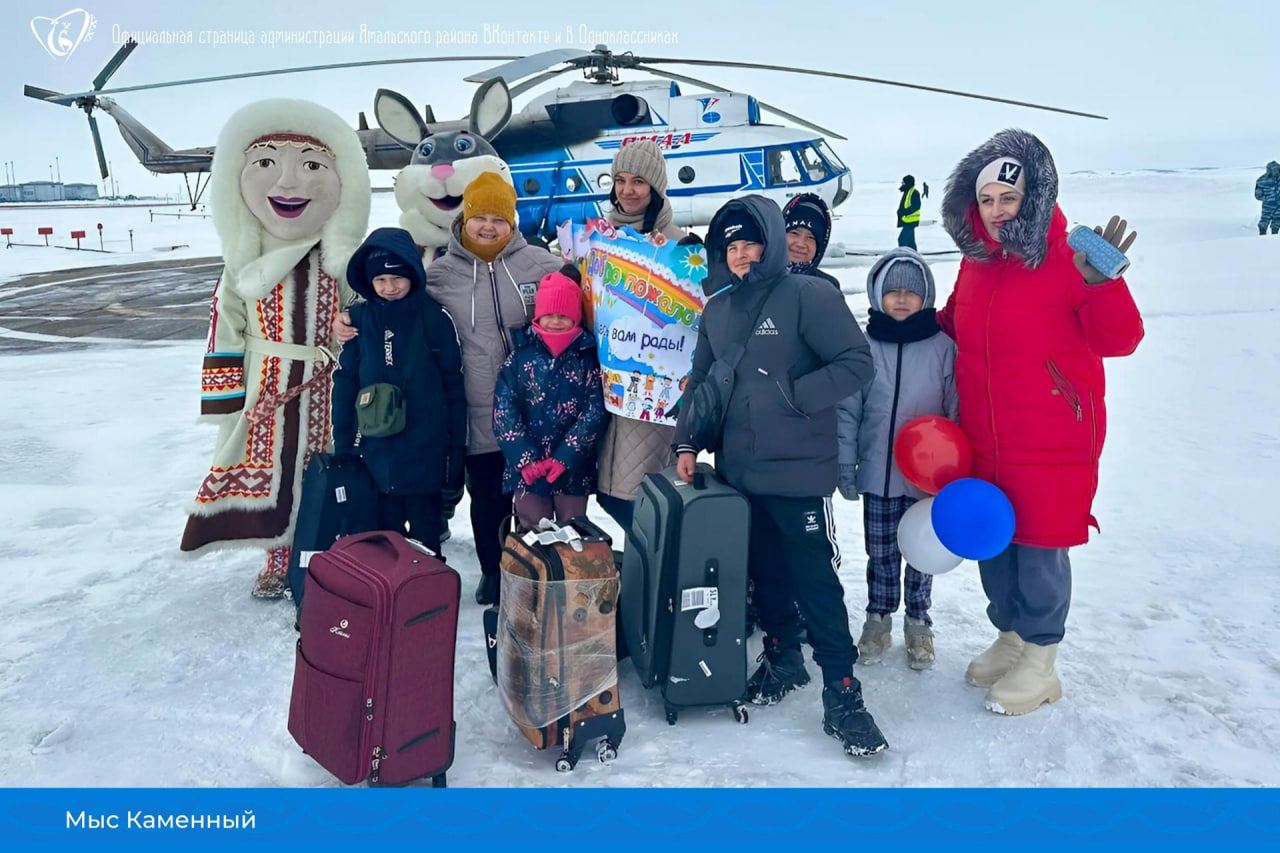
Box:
[732, 701, 750, 725]
[596, 739, 619, 765]
[555, 753, 576, 773]
[431, 773, 447, 788]
[665, 710, 678, 726]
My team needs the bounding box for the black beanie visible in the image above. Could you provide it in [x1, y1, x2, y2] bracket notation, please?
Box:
[366, 249, 413, 286]
[785, 199, 827, 248]
[715, 208, 764, 249]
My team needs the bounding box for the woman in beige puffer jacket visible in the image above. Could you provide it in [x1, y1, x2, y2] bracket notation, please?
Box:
[595, 140, 695, 530]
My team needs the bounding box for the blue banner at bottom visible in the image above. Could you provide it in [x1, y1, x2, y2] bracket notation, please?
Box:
[2, 788, 1277, 849]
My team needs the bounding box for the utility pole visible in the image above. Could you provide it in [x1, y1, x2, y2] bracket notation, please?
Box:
[55, 156, 61, 183]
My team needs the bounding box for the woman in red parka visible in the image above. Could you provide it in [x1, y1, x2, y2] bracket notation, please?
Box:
[937, 129, 1144, 716]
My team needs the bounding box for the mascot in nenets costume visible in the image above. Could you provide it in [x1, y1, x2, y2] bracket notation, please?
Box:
[374, 78, 515, 261]
[180, 99, 370, 599]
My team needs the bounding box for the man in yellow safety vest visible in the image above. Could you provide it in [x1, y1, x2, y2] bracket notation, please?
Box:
[897, 174, 922, 249]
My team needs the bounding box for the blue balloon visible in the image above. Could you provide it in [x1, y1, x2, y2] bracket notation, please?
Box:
[930, 478, 1016, 561]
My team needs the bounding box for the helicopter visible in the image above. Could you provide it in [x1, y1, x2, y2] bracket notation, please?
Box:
[25, 41, 1105, 243]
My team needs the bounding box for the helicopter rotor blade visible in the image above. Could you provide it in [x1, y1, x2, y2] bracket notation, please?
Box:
[92, 39, 139, 91]
[87, 114, 109, 179]
[636, 66, 848, 141]
[464, 49, 590, 85]
[637, 57, 1108, 120]
[509, 66, 577, 98]
[24, 85, 69, 104]
[42, 56, 525, 105]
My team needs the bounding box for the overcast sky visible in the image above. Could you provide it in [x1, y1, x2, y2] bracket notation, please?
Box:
[2, 0, 1273, 196]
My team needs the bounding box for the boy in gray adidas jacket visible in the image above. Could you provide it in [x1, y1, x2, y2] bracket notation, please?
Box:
[837, 248, 958, 671]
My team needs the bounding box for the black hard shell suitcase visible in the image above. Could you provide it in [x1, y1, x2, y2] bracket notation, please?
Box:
[620, 464, 751, 725]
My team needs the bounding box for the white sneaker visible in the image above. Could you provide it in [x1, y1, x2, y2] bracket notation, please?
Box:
[856, 613, 892, 664]
[904, 616, 935, 671]
[985, 642, 1062, 715]
[964, 631, 1024, 687]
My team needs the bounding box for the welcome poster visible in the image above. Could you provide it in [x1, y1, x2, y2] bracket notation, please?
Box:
[558, 219, 709, 426]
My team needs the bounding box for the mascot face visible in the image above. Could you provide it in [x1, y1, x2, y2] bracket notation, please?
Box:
[239, 134, 342, 242]
[394, 152, 511, 235]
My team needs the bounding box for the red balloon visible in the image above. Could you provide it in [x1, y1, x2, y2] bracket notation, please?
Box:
[893, 415, 973, 495]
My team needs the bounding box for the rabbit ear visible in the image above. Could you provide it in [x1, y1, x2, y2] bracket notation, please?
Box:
[375, 89, 428, 149]
[469, 78, 512, 140]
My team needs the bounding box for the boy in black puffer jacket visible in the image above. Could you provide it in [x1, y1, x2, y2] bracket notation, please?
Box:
[333, 227, 466, 553]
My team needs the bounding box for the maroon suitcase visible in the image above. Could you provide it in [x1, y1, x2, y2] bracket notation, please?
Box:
[288, 530, 459, 787]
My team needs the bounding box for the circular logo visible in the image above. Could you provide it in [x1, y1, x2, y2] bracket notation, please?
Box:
[340, 619, 349, 629]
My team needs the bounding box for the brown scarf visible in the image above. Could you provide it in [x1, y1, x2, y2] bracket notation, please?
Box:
[462, 231, 510, 263]
[607, 194, 674, 236]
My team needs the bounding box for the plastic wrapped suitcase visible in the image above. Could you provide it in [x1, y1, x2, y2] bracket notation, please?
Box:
[288, 531, 459, 787]
[287, 453, 379, 612]
[621, 464, 751, 725]
[496, 517, 625, 772]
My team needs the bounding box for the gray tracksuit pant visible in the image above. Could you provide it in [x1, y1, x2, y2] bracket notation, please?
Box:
[978, 544, 1072, 645]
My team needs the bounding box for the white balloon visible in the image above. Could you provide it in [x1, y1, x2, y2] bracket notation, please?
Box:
[897, 498, 964, 576]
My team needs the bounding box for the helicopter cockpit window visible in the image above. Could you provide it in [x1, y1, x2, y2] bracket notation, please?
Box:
[797, 144, 830, 181]
[767, 148, 803, 186]
[815, 139, 847, 173]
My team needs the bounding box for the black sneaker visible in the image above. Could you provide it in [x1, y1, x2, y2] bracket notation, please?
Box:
[475, 573, 499, 606]
[745, 638, 810, 706]
[822, 677, 889, 757]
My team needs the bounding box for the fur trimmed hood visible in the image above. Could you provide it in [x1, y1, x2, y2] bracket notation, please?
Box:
[210, 99, 370, 298]
[942, 128, 1059, 269]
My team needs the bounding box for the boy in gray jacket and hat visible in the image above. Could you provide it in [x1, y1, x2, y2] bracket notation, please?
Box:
[837, 248, 958, 670]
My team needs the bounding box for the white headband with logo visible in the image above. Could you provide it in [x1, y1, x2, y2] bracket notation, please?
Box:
[975, 158, 1026, 198]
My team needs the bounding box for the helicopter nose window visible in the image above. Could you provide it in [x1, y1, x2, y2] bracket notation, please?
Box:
[767, 148, 803, 186]
[598, 174, 613, 192]
[797, 145, 830, 181]
[815, 139, 847, 173]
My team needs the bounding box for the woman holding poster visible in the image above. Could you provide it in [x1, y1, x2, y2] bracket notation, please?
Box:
[595, 140, 696, 530]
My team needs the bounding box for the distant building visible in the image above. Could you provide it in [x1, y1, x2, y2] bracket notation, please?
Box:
[63, 183, 99, 201]
[0, 184, 18, 203]
[20, 181, 65, 202]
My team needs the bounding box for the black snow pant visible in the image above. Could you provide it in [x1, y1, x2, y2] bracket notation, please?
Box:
[747, 494, 856, 684]
[466, 451, 513, 578]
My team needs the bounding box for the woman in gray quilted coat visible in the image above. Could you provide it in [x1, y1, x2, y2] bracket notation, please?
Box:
[595, 140, 697, 529]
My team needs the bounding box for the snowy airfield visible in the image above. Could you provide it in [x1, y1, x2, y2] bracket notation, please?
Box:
[0, 168, 1277, 787]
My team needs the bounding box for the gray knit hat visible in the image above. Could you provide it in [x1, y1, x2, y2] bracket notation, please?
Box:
[611, 139, 668, 194]
[875, 256, 929, 302]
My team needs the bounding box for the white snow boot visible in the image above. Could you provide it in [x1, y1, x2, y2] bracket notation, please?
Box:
[904, 616, 935, 671]
[984, 642, 1062, 715]
[856, 613, 892, 664]
[964, 630, 1024, 687]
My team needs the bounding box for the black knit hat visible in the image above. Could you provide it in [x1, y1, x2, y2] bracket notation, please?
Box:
[715, 208, 763, 248]
[365, 248, 414, 285]
[785, 197, 828, 248]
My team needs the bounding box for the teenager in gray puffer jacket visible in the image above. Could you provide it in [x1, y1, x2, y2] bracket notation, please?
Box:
[836, 248, 957, 672]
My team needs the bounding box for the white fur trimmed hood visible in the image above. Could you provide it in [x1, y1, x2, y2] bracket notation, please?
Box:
[941, 128, 1059, 269]
[210, 99, 370, 298]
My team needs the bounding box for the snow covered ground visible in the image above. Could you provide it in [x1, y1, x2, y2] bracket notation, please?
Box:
[1, 167, 1277, 787]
